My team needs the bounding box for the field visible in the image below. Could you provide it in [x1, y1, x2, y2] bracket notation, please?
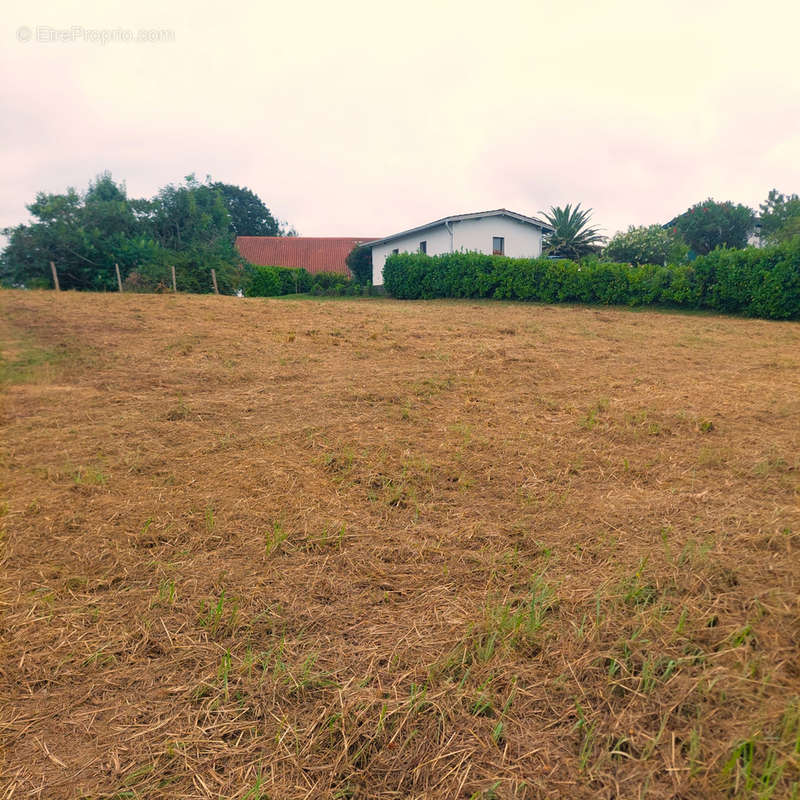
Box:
[1, 290, 799, 800]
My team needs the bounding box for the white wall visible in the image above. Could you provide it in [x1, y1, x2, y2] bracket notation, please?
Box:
[371, 215, 544, 285]
[453, 216, 542, 259]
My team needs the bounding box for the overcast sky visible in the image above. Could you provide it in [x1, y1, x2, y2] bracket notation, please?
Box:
[2, 0, 799, 239]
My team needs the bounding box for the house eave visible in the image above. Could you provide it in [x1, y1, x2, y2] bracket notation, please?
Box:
[363, 209, 554, 248]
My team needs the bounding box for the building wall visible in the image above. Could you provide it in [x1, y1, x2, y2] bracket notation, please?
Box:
[371, 215, 544, 285]
[452, 216, 542, 260]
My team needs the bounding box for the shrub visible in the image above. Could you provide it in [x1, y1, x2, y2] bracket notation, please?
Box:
[345, 244, 373, 284]
[117, 252, 243, 295]
[245, 266, 361, 298]
[307, 272, 360, 296]
[278, 267, 313, 294]
[122, 270, 164, 293]
[311, 271, 352, 290]
[245, 265, 312, 296]
[604, 225, 687, 266]
[246, 265, 281, 296]
[382, 244, 800, 319]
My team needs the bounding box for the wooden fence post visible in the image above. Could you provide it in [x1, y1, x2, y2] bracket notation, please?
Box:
[211, 268, 219, 295]
[171, 265, 177, 293]
[50, 261, 60, 292]
[115, 263, 123, 292]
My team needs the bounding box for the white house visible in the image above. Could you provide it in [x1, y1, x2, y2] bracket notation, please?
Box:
[366, 209, 554, 286]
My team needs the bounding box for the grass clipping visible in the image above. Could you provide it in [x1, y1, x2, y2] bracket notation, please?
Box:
[1, 290, 799, 799]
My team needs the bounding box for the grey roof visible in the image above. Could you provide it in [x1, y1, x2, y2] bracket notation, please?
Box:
[362, 208, 554, 248]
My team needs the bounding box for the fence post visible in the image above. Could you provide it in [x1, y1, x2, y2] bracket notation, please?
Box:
[171, 265, 177, 293]
[50, 261, 60, 292]
[115, 263, 123, 292]
[211, 268, 219, 295]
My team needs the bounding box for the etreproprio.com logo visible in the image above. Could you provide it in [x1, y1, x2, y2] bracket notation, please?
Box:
[16, 25, 175, 44]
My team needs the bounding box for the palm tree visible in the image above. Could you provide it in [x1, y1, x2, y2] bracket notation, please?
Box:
[541, 203, 606, 259]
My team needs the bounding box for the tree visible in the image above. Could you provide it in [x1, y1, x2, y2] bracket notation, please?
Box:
[210, 182, 282, 236]
[603, 224, 687, 265]
[1, 172, 292, 293]
[345, 244, 373, 284]
[1, 176, 136, 291]
[775, 216, 800, 243]
[759, 189, 800, 244]
[147, 176, 246, 293]
[540, 204, 605, 259]
[672, 199, 754, 255]
[150, 175, 232, 251]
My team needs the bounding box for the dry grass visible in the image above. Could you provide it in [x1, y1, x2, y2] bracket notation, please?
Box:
[1, 289, 799, 800]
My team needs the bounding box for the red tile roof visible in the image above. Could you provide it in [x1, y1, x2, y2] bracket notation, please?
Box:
[235, 236, 378, 276]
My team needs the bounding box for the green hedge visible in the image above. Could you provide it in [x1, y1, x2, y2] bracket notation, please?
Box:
[307, 271, 353, 291]
[382, 242, 800, 319]
[245, 265, 313, 296]
[245, 265, 364, 297]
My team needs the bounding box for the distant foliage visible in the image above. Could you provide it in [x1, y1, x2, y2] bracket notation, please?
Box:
[759, 189, 800, 244]
[245, 266, 362, 297]
[382, 243, 800, 319]
[604, 225, 687, 266]
[672, 199, 754, 255]
[541, 204, 606, 259]
[210, 182, 282, 237]
[0, 172, 292, 293]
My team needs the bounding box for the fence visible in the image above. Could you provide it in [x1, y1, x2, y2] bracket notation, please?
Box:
[46, 261, 221, 294]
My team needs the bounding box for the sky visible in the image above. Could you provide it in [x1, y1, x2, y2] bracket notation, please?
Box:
[2, 0, 799, 240]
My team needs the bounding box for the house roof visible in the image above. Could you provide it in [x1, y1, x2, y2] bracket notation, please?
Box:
[362, 209, 554, 248]
[235, 236, 378, 276]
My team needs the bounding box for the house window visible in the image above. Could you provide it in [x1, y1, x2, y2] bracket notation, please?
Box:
[419, 240, 427, 254]
[391, 248, 399, 255]
[493, 236, 505, 255]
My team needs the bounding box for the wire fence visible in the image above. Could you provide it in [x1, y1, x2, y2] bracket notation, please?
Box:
[46, 260, 223, 294]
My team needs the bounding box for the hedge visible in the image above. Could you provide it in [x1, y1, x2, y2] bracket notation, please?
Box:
[245, 266, 363, 297]
[245, 265, 311, 296]
[381, 242, 800, 319]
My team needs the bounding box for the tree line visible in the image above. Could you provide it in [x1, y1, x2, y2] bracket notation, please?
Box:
[3, 175, 798, 293]
[542, 191, 800, 265]
[0, 173, 295, 293]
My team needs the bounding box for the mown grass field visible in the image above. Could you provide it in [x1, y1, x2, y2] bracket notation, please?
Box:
[1, 290, 799, 800]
